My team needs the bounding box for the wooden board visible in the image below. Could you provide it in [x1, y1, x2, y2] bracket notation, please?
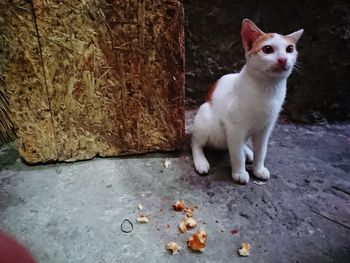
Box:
[1, 0, 185, 163]
[0, 1, 57, 160]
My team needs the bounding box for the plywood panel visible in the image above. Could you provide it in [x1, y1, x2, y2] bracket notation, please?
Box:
[0, 0, 57, 161]
[3, 0, 184, 163]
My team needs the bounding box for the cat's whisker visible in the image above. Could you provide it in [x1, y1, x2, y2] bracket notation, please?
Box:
[291, 61, 302, 73]
[293, 65, 300, 71]
[293, 62, 302, 69]
[292, 63, 302, 74]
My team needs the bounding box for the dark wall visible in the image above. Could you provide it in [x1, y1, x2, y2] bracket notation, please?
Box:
[184, 0, 350, 123]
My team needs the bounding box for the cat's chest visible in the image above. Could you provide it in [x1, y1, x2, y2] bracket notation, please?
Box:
[248, 98, 281, 124]
[226, 92, 283, 128]
[246, 86, 285, 117]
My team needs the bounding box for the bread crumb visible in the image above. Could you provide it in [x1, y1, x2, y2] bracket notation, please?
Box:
[188, 229, 207, 252]
[184, 207, 194, 217]
[238, 242, 251, 256]
[179, 217, 197, 233]
[179, 221, 187, 233]
[164, 158, 171, 168]
[173, 200, 186, 211]
[136, 215, 149, 223]
[166, 242, 181, 255]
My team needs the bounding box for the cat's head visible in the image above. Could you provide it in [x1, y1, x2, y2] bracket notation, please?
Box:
[241, 19, 303, 79]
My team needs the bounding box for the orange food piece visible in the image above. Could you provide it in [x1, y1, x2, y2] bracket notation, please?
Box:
[173, 200, 186, 211]
[188, 229, 207, 252]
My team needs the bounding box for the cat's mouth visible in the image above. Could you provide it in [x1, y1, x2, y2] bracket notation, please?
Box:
[272, 64, 289, 73]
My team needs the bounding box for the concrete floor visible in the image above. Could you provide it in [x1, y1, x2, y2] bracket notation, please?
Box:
[1, 112, 350, 263]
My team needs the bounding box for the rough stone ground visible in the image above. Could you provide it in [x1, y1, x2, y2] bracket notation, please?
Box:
[0, 111, 349, 263]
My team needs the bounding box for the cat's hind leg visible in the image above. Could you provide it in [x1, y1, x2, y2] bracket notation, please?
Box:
[244, 145, 254, 163]
[191, 103, 212, 174]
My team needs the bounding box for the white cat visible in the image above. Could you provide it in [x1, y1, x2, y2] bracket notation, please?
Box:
[191, 19, 303, 184]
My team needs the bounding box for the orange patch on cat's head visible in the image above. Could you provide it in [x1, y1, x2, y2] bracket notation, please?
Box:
[248, 33, 275, 55]
[241, 19, 304, 56]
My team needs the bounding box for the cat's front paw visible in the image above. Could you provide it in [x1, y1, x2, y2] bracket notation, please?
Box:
[232, 171, 250, 184]
[253, 167, 270, 180]
[194, 157, 210, 174]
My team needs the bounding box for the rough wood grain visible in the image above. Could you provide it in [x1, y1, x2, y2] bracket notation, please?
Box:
[2, 0, 185, 163]
[0, 1, 57, 160]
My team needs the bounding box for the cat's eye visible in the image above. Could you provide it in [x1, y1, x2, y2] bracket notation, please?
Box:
[286, 45, 294, 53]
[262, 45, 274, 54]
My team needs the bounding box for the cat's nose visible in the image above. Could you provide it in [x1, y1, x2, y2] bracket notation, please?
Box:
[277, 58, 287, 66]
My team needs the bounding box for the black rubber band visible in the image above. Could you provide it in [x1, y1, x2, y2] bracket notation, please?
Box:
[121, 219, 133, 233]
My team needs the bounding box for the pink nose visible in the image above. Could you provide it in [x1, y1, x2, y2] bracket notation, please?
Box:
[277, 58, 287, 66]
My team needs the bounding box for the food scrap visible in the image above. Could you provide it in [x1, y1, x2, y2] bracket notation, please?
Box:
[184, 207, 194, 218]
[252, 180, 266, 186]
[136, 215, 149, 223]
[173, 200, 196, 218]
[164, 158, 171, 168]
[138, 204, 143, 211]
[173, 200, 186, 211]
[185, 217, 197, 228]
[238, 242, 251, 257]
[188, 229, 207, 252]
[179, 217, 197, 233]
[231, 229, 239, 235]
[166, 242, 181, 255]
[167, 199, 207, 255]
[179, 221, 187, 233]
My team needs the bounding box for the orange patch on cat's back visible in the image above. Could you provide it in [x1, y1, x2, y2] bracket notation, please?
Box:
[249, 33, 275, 55]
[206, 80, 219, 103]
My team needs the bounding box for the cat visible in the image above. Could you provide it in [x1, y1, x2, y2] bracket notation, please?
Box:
[191, 19, 303, 184]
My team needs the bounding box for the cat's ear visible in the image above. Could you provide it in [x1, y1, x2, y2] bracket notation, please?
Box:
[286, 29, 304, 43]
[241, 19, 265, 51]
